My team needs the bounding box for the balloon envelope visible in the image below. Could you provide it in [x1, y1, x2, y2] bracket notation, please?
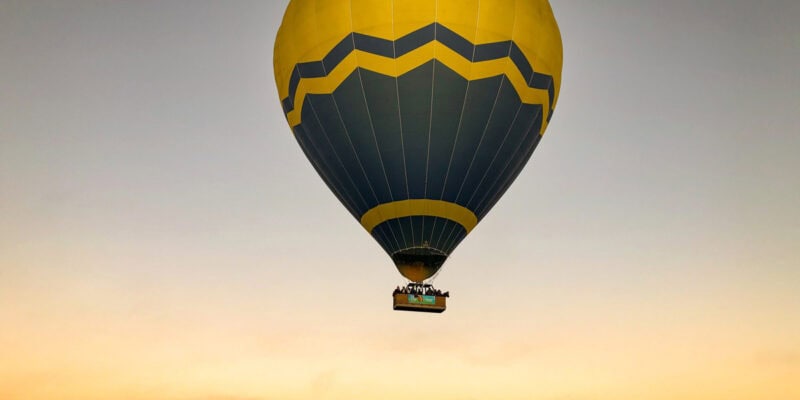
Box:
[274, 0, 563, 282]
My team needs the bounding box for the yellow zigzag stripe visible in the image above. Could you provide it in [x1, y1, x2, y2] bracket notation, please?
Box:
[285, 41, 551, 134]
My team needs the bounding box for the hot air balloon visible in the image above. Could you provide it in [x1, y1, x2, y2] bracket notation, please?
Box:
[274, 0, 562, 312]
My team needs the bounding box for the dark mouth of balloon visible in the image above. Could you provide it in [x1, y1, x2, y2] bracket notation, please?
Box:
[391, 248, 448, 283]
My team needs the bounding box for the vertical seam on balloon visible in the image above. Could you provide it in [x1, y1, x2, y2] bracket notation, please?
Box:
[325, 60, 401, 250]
[437, 5, 481, 201]
[478, 135, 539, 218]
[438, 222, 456, 254]
[350, 4, 408, 252]
[453, 76, 508, 203]
[441, 2, 499, 246]
[473, 106, 542, 215]
[373, 226, 395, 257]
[390, 0, 415, 247]
[439, 76, 508, 246]
[463, 0, 523, 210]
[433, 220, 456, 253]
[433, 0, 482, 250]
[480, 130, 541, 217]
[466, 0, 527, 212]
[320, 54, 381, 204]
[298, 0, 372, 220]
[347, 21, 388, 193]
[425, 0, 444, 247]
[522, 1, 551, 128]
[349, 0, 408, 252]
[294, 125, 361, 221]
[424, 1, 439, 247]
[440, 222, 463, 254]
[313, 6, 393, 245]
[428, 216, 441, 255]
[304, 96, 371, 214]
[442, 2, 523, 244]
[463, 102, 524, 208]
[298, 1, 369, 229]
[429, 0, 479, 247]
[473, 110, 540, 214]
[438, 76, 506, 247]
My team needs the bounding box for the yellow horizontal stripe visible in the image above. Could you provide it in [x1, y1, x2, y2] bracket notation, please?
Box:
[285, 41, 552, 133]
[360, 199, 478, 234]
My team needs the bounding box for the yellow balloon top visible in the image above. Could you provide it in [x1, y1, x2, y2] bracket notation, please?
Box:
[274, 0, 563, 133]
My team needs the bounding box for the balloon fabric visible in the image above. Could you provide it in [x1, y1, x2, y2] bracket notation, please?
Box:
[274, 0, 563, 282]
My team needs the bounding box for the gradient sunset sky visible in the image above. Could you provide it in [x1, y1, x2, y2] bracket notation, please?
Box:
[1, 1, 799, 399]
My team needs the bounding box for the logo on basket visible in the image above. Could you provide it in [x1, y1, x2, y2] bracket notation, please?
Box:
[408, 295, 436, 305]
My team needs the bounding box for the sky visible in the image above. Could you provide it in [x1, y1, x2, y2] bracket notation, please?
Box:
[1, 1, 798, 399]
